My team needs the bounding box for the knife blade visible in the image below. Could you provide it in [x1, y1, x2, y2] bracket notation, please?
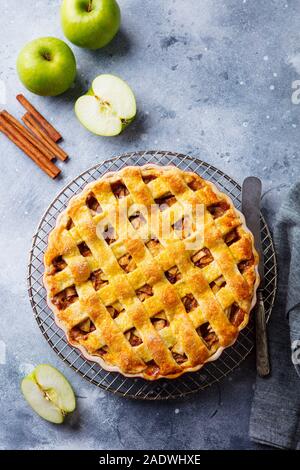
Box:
[242, 176, 270, 377]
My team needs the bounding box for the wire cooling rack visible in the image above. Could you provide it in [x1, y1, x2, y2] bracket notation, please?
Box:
[28, 151, 277, 400]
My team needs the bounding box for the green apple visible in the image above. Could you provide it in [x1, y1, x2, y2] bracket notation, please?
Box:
[17, 37, 76, 96]
[61, 0, 121, 50]
[21, 364, 76, 424]
[75, 74, 136, 136]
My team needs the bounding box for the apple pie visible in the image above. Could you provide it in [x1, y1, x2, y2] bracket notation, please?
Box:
[44, 165, 259, 380]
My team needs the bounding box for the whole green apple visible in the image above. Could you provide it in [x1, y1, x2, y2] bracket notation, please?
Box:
[61, 0, 121, 49]
[17, 37, 76, 96]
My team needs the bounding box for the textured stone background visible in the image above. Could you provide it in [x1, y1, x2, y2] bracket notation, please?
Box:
[0, 0, 299, 450]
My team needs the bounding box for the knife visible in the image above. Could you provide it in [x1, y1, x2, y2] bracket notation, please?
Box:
[242, 176, 270, 377]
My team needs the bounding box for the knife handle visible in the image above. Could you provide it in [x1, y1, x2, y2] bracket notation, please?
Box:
[255, 290, 270, 377]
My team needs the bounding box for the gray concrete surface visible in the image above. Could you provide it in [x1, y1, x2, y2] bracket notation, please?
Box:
[0, 0, 299, 450]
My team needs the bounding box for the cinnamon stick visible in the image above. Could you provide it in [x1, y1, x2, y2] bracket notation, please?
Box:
[0, 111, 55, 161]
[0, 114, 60, 179]
[22, 112, 68, 162]
[16, 94, 62, 142]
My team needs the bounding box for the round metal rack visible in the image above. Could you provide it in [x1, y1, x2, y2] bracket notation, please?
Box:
[28, 150, 277, 400]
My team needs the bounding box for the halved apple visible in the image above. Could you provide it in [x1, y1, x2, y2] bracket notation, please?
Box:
[21, 364, 76, 424]
[75, 74, 136, 136]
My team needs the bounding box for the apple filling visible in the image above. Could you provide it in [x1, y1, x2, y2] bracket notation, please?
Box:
[182, 293, 198, 313]
[155, 192, 176, 211]
[191, 248, 213, 268]
[165, 266, 182, 284]
[142, 174, 157, 184]
[145, 360, 160, 378]
[52, 286, 78, 310]
[187, 177, 204, 191]
[102, 224, 116, 245]
[207, 200, 230, 219]
[96, 346, 109, 357]
[172, 351, 188, 364]
[111, 180, 129, 199]
[146, 237, 162, 257]
[118, 253, 136, 273]
[66, 218, 74, 230]
[172, 216, 192, 238]
[210, 275, 226, 294]
[125, 328, 143, 347]
[86, 192, 102, 215]
[152, 319, 169, 332]
[224, 228, 240, 246]
[151, 311, 169, 331]
[238, 256, 254, 274]
[50, 256, 67, 275]
[78, 241, 92, 257]
[197, 322, 218, 349]
[70, 318, 96, 341]
[107, 301, 124, 319]
[228, 303, 246, 327]
[129, 211, 146, 230]
[90, 269, 109, 291]
[136, 284, 153, 302]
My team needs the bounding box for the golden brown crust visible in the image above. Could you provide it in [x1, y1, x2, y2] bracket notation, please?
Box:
[43, 165, 259, 380]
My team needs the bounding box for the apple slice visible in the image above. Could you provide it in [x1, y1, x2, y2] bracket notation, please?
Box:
[75, 74, 136, 136]
[21, 364, 76, 424]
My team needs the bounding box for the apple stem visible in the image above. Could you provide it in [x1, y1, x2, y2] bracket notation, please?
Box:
[87, 0, 93, 12]
[42, 52, 51, 61]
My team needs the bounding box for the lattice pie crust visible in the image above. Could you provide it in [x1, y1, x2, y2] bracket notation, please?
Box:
[44, 165, 259, 380]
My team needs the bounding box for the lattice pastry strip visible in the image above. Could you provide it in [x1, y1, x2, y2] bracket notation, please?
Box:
[44, 165, 259, 380]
